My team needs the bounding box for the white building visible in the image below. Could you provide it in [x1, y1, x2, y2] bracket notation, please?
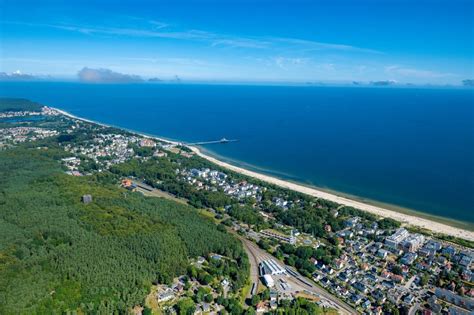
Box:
[263, 274, 275, 288]
[157, 289, 174, 303]
[402, 234, 425, 252]
[260, 230, 296, 245]
[260, 259, 286, 276]
[385, 228, 409, 249]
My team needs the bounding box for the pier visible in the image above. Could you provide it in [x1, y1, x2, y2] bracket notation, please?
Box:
[187, 137, 238, 145]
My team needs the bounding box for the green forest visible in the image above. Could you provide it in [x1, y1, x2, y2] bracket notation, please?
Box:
[0, 146, 248, 314]
[0, 98, 44, 112]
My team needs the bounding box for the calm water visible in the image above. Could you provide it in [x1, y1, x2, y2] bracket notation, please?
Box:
[1, 82, 473, 224]
[0, 116, 45, 123]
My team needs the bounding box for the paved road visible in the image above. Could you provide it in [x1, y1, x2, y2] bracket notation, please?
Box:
[405, 275, 416, 289]
[409, 303, 420, 315]
[238, 236, 357, 315]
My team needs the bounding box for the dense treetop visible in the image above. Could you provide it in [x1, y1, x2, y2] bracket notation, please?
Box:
[0, 146, 248, 314]
[0, 98, 44, 112]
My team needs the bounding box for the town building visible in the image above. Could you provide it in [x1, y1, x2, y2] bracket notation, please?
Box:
[260, 259, 286, 276]
[139, 138, 156, 147]
[81, 194, 92, 204]
[260, 229, 296, 245]
[157, 289, 175, 303]
[402, 234, 425, 252]
[262, 274, 275, 288]
[385, 228, 409, 249]
[435, 288, 474, 312]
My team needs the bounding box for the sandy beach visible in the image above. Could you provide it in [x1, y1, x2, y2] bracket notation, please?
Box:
[189, 146, 474, 242]
[53, 107, 474, 242]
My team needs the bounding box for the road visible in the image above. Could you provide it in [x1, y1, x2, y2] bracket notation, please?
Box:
[237, 236, 357, 315]
[404, 275, 416, 289]
[131, 180, 188, 205]
[236, 234, 261, 298]
[409, 303, 420, 315]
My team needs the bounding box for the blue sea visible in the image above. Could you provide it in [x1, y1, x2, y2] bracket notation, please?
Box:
[1, 82, 473, 227]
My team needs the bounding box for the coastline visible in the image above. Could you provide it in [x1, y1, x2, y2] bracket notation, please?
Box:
[53, 107, 474, 242]
[197, 146, 474, 232]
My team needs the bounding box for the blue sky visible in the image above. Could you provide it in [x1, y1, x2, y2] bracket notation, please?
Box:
[1, 0, 473, 84]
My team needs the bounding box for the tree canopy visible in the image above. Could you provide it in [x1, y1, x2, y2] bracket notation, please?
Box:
[0, 146, 248, 314]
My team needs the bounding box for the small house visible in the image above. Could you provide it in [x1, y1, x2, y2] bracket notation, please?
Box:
[81, 194, 92, 204]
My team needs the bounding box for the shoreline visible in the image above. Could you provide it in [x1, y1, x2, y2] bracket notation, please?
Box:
[189, 146, 474, 241]
[52, 107, 474, 242]
[196, 146, 474, 232]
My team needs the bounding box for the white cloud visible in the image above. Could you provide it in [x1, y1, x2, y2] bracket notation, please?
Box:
[0, 70, 37, 81]
[148, 20, 169, 29]
[77, 67, 143, 83]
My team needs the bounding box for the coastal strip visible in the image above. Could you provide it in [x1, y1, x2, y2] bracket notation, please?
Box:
[53, 107, 474, 242]
[190, 147, 474, 241]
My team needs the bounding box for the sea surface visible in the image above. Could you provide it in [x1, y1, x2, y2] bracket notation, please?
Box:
[1, 82, 473, 226]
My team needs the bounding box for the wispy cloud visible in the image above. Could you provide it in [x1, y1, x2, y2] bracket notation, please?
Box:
[210, 38, 269, 49]
[271, 37, 382, 54]
[4, 19, 379, 53]
[7, 21, 269, 49]
[385, 65, 454, 79]
[148, 20, 169, 30]
[52, 24, 217, 41]
[122, 57, 208, 66]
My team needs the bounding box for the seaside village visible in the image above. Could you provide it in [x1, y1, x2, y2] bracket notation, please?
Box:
[60, 126, 175, 175]
[1, 105, 473, 315]
[178, 167, 474, 314]
[0, 106, 60, 148]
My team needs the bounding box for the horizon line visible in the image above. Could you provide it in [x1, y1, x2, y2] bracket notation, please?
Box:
[0, 78, 472, 89]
